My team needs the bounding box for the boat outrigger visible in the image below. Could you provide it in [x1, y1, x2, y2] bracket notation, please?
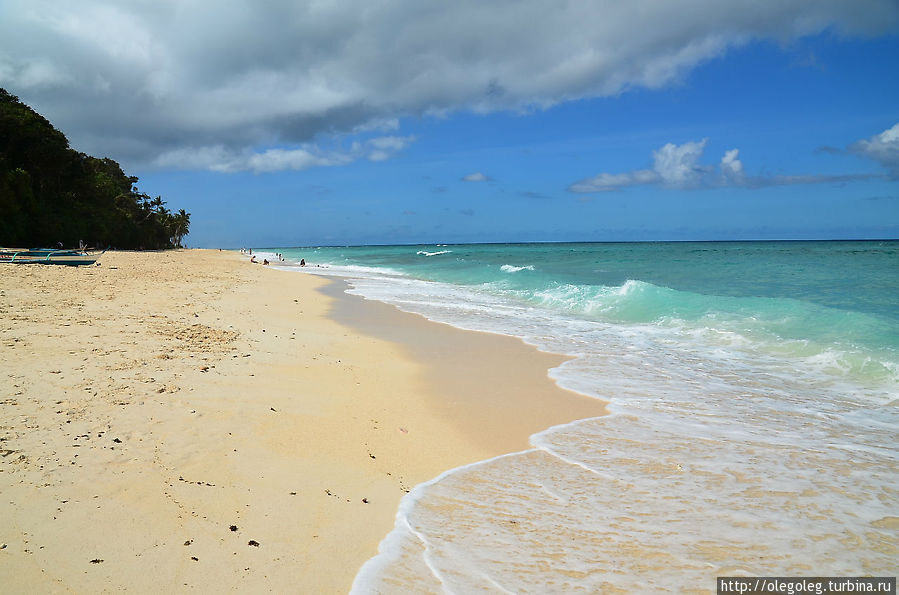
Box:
[0, 247, 106, 266]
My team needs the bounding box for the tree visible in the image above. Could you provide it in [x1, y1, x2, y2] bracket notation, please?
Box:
[0, 88, 190, 249]
[170, 209, 191, 248]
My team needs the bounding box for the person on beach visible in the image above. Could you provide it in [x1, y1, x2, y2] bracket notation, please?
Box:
[300, 259, 306, 267]
[250, 255, 257, 263]
[263, 259, 269, 265]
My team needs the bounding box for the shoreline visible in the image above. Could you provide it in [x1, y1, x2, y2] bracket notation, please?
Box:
[319, 278, 607, 455]
[0, 249, 606, 592]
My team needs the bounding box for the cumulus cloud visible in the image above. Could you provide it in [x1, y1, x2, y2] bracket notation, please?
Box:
[849, 122, 899, 178]
[720, 148, 745, 184]
[652, 140, 712, 188]
[570, 140, 718, 192]
[569, 135, 883, 193]
[1, 0, 897, 171]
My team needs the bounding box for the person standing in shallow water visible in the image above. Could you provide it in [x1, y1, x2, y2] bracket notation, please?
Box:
[300, 259, 306, 267]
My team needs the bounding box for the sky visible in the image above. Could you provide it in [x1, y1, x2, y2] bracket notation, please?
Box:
[2, 0, 898, 247]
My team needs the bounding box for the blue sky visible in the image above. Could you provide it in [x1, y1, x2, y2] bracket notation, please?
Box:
[3, 1, 898, 247]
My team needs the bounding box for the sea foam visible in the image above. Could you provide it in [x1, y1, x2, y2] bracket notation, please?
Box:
[499, 264, 535, 273]
[416, 250, 452, 257]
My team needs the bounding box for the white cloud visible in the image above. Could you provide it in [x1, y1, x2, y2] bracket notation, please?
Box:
[720, 148, 745, 184]
[153, 135, 414, 173]
[850, 122, 899, 178]
[567, 171, 656, 192]
[1, 0, 897, 170]
[570, 136, 884, 193]
[652, 139, 710, 188]
[462, 172, 491, 182]
[365, 135, 416, 161]
[151, 145, 237, 172]
[246, 148, 351, 173]
[571, 140, 716, 192]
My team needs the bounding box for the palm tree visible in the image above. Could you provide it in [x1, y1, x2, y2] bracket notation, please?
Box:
[170, 209, 190, 248]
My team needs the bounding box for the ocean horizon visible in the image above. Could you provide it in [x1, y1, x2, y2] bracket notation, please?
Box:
[256, 240, 897, 591]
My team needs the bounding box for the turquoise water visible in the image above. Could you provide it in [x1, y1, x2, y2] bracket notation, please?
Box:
[290, 241, 898, 323]
[279, 241, 898, 379]
[260, 241, 898, 592]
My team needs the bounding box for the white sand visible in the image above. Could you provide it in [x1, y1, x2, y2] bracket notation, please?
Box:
[0, 250, 604, 593]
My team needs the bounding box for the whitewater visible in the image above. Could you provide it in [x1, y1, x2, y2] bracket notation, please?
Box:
[261, 241, 898, 593]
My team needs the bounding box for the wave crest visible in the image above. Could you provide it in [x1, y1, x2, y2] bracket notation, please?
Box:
[417, 250, 452, 257]
[500, 264, 535, 273]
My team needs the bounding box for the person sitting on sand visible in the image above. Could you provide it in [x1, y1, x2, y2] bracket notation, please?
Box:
[250, 255, 257, 263]
[263, 259, 269, 265]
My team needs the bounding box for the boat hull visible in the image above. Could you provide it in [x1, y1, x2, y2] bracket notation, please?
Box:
[0, 248, 100, 266]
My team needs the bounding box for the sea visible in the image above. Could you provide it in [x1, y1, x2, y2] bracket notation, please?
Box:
[257, 241, 898, 593]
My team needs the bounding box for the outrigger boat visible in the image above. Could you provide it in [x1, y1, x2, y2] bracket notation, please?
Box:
[0, 247, 106, 266]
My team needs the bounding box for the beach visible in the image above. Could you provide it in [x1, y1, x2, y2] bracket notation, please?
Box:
[0, 249, 604, 593]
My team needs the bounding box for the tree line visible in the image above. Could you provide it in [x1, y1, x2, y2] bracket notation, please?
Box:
[0, 88, 189, 249]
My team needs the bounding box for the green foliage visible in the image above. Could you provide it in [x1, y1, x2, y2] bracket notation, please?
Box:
[0, 88, 190, 249]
